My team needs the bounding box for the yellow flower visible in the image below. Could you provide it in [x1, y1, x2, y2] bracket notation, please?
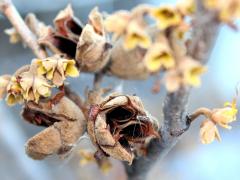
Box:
[79, 150, 95, 166]
[6, 76, 23, 106]
[79, 150, 112, 174]
[203, 0, 219, 9]
[151, 5, 182, 30]
[177, 0, 196, 15]
[0, 75, 11, 99]
[123, 21, 151, 50]
[180, 57, 207, 87]
[19, 71, 52, 103]
[4, 28, 21, 44]
[219, 0, 240, 22]
[35, 56, 79, 87]
[104, 11, 130, 40]
[200, 119, 221, 144]
[211, 99, 238, 129]
[144, 43, 175, 72]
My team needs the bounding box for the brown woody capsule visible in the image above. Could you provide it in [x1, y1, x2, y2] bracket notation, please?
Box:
[87, 94, 159, 164]
[22, 96, 86, 159]
[109, 41, 150, 80]
[75, 8, 112, 73]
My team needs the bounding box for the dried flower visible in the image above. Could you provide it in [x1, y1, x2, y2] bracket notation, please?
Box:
[18, 71, 52, 103]
[144, 42, 175, 73]
[23, 96, 86, 159]
[0, 75, 11, 99]
[151, 5, 182, 30]
[87, 94, 159, 164]
[123, 21, 151, 50]
[200, 119, 221, 144]
[34, 56, 79, 87]
[211, 100, 238, 129]
[6, 76, 23, 106]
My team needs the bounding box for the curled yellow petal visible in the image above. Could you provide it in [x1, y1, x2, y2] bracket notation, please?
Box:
[65, 61, 79, 77]
[211, 100, 238, 129]
[144, 43, 175, 72]
[124, 21, 151, 50]
[151, 5, 182, 30]
[180, 57, 207, 87]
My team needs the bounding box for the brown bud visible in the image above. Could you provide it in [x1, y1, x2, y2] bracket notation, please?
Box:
[87, 94, 159, 164]
[22, 96, 86, 159]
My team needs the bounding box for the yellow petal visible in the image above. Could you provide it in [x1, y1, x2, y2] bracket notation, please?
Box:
[46, 68, 55, 80]
[6, 94, 22, 106]
[79, 150, 95, 166]
[123, 21, 151, 50]
[37, 65, 47, 75]
[144, 43, 175, 72]
[65, 64, 79, 77]
[151, 5, 182, 30]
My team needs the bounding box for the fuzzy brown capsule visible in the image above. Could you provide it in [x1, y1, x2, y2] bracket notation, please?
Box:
[109, 41, 150, 80]
[87, 94, 159, 164]
[75, 7, 112, 73]
[22, 95, 86, 159]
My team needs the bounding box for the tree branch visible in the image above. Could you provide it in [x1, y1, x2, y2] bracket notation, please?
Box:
[0, 0, 47, 58]
[124, 0, 220, 179]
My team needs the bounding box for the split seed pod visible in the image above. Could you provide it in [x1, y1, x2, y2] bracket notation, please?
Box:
[22, 95, 86, 159]
[75, 7, 112, 72]
[87, 94, 159, 164]
[39, 5, 83, 58]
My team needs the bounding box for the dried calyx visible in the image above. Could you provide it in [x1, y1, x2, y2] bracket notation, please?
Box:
[22, 94, 86, 159]
[87, 94, 159, 164]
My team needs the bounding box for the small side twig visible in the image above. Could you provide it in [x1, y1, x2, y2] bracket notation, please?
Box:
[0, 0, 47, 58]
